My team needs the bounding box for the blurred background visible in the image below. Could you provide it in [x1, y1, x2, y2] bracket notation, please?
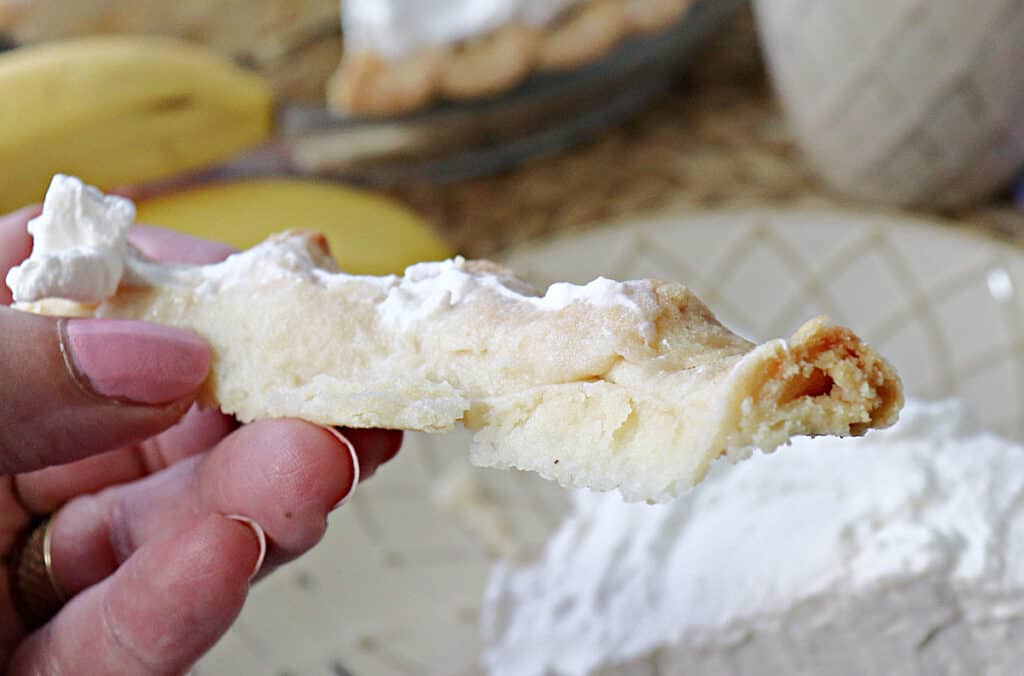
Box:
[3, 1, 1024, 674]
[2, 0, 1021, 261]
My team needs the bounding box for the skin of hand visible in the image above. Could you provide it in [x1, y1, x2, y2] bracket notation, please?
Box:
[0, 207, 404, 674]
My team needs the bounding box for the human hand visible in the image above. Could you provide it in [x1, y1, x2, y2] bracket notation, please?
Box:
[0, 207, 403, 674]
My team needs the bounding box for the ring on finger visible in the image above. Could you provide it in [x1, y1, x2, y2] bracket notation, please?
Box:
[8, 514, 66, 630]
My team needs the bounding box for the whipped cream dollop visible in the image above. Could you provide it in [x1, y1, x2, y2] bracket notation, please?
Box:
[376, 257, 649, 332]
[6, 174, 136, 304]
[482, 400, 1024, 676]
[343, 0, 582, 59]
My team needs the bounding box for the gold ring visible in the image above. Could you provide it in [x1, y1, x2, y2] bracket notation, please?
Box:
[9, 515, 66, 630]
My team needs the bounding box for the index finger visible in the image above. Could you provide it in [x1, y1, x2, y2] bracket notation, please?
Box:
[129, 223, 237, 265]
[1, 210, 239, 493]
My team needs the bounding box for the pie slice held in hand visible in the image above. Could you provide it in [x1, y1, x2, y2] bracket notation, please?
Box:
[10, 176, 904, 502]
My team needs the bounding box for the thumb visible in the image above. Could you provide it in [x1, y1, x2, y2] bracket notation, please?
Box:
[0, 307, 211, 474]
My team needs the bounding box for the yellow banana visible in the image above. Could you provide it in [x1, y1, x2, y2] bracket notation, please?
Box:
[136, 178, 453, 275]
[0, 35, 273, 212]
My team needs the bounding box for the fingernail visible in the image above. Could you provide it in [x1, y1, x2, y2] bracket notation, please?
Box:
[325, 427, 360, 510]
[61, 319, 211, 405]
[226, 515, 267, 582]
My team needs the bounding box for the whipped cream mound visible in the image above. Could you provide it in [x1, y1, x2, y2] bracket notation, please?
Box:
[344, 0, 581, 59]
[482, 400, 1024, 676]
[6, 174, 136, 304]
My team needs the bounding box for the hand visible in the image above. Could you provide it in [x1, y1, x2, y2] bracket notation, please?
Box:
[0, 207, 403, 673]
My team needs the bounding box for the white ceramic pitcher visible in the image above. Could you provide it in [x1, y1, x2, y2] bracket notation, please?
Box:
[754, 0, 1024, 209]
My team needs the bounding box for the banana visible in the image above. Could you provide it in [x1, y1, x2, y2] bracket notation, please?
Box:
[136, 178, 453, 275]
[0, 35, 273, 212]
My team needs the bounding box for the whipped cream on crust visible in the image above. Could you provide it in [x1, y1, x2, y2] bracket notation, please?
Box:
[343, 0, 583, 59]
[7, 175, 651, 330]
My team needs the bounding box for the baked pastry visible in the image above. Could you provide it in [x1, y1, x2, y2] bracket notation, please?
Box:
[8, 176, 903, 502]
[330, 0, 696, 116]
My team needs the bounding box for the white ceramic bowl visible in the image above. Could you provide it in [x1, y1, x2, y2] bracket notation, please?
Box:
[754, 0, 1024, 209]
[198, 208, 1024, 675]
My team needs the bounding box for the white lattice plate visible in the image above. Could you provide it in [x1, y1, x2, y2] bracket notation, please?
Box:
[196, 208, 1024, 675]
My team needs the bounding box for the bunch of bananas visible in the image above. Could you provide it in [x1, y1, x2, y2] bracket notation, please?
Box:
[0, 35, 450, 271]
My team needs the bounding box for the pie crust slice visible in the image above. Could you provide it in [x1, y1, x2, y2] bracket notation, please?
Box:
[14, 220, 903, 502]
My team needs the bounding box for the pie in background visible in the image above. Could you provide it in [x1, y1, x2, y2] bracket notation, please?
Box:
[0, 0, 698, 113]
